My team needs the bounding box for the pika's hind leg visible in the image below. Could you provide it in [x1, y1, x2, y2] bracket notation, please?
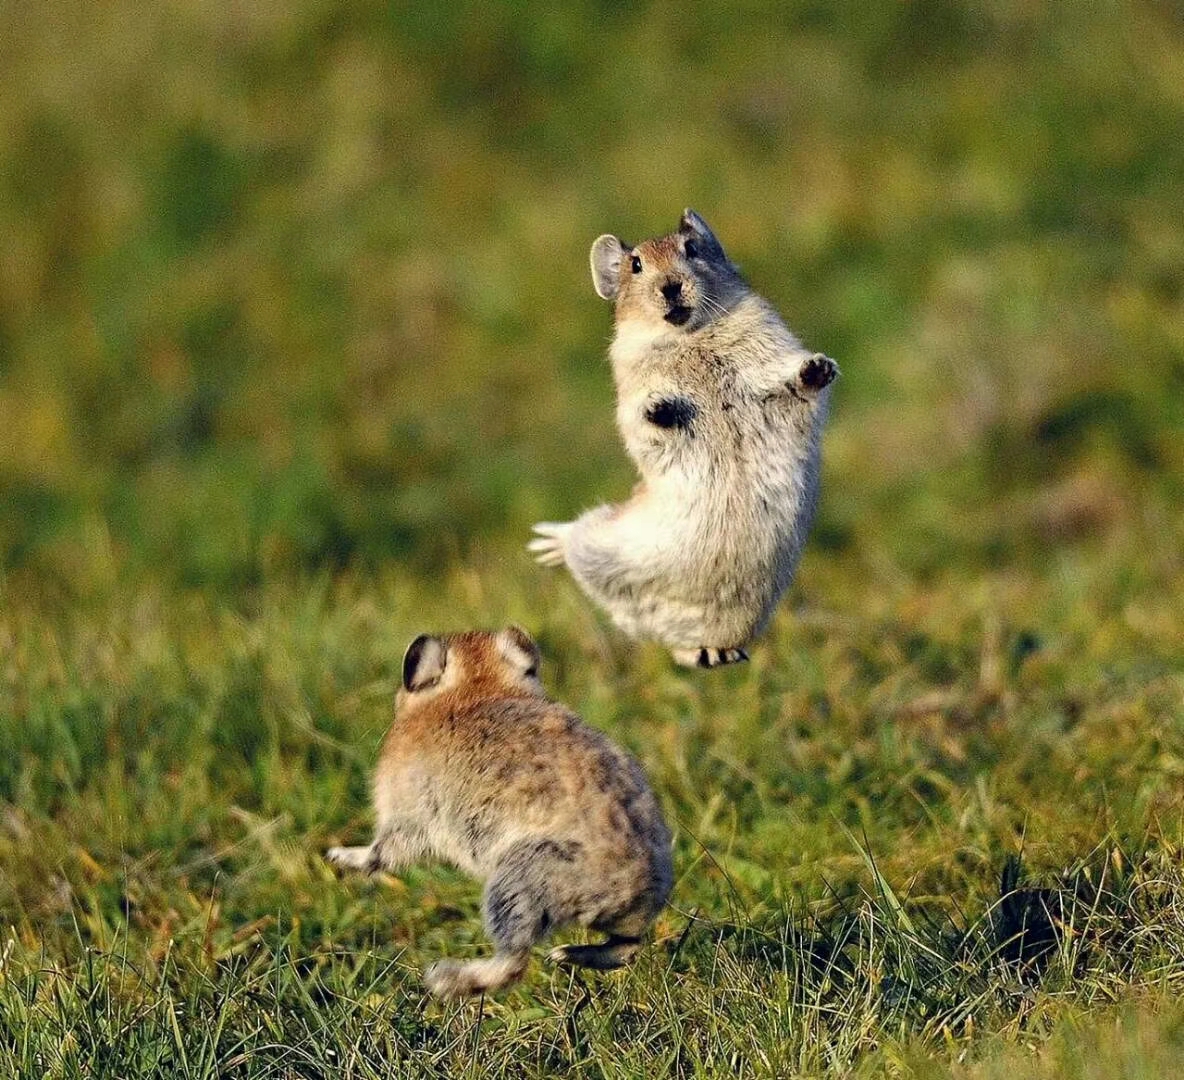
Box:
[671, 646, 749, 669]
[425, 838, 571, 998]
[548, 934, 642, 971]
[549, 893, 662, 971]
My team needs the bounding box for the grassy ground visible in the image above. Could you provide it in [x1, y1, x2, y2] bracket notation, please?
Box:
[2, 1, 1183, 1076]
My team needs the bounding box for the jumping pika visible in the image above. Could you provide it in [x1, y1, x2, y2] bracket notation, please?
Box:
[326, 627, 673, 999]
[531, 210, 837, 668]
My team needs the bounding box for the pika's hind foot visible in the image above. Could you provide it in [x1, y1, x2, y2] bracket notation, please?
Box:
[424, 952, 529, 998]
[671, 646, 749, 669]
[548, 935, 641, 971]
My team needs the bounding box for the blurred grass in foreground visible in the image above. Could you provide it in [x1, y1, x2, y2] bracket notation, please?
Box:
[2, 1, 1184, 1077]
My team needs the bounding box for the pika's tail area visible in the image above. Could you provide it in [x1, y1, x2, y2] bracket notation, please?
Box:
[423, 951, 529, 999]
[548, 934, 643, 971]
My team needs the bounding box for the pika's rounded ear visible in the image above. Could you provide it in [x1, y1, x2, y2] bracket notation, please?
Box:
[679, 209, 722, 252]
[590, 234, 626, 300]
[496, 625, 541, 678]
[402, 634, 447, 692]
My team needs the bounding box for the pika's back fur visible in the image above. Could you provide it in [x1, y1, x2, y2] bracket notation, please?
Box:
[326, 628, 673, 998]
[532, 210, 838, 667]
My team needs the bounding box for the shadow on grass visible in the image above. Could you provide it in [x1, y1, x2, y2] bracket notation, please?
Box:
[668, 846, 1178, 1038]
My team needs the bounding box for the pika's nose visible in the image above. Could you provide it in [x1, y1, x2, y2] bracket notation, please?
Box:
[661, 279, 683, 302]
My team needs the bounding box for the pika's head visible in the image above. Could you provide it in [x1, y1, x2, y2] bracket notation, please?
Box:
[397, 626, 545, 710]
[590, 209, 746, 333]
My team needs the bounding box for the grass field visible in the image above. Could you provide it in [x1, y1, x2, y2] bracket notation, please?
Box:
[2, 1, 1184, 1076]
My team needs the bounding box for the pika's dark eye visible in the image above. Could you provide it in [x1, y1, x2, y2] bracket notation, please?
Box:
[684, 238, 699, 259]
[524, 665, 538, 678]
[630, 254, 643, 274]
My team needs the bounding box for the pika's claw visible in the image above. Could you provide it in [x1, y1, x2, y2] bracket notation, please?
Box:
[529, 522, 572, 567]
[527, 538, 566, 567]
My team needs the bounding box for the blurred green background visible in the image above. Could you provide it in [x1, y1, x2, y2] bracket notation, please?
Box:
[3, 0, 1181, 592]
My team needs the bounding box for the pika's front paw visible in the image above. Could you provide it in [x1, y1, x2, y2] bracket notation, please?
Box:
[325, 845, 375, 873]
[528, 522, 572, 568]
[798, 353, 838, 391]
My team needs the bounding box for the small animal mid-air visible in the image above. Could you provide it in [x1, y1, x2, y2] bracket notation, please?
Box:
[530, 209, 838, 668]
[326, 627, 673, 999]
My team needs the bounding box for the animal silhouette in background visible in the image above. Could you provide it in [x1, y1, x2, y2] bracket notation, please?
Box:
[531, 210, 838, 667]
[326, 627, 673, 998]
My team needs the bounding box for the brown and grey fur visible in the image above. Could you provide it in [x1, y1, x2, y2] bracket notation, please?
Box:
[325, 628, 673, 998]
[530, 210, 838, 668]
